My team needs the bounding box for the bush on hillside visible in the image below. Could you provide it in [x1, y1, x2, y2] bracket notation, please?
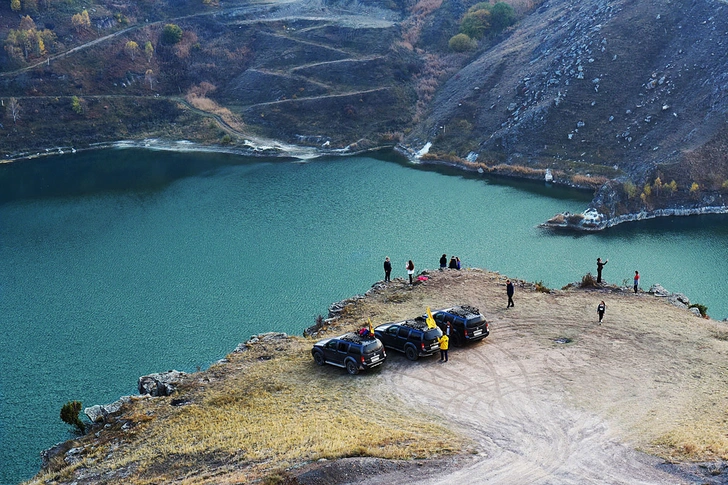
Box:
[162, 24, 183, 45]
[449, 33, 475, 52]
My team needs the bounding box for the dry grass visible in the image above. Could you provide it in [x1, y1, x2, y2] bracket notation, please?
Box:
[31, 337, 465, 484]
[185, 93, 244, 131]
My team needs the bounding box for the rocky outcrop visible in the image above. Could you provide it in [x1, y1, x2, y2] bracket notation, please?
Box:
[84, 396, 133, 424]
[137, 370, 187, 397]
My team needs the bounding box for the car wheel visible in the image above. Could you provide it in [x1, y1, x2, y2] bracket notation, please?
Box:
[313, 351, 325, 366]
[345, 360, 359, 375]
[404, 345, 418, 361]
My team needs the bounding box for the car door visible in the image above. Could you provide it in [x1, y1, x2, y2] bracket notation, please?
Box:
[334, 341, 350, 366]
[323, 339, 339, 364]
[382, 325, 399, 349]
[396, 326, 410, 351]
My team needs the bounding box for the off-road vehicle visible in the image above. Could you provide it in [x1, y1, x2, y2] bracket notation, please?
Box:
[374, 317, 442, 361]
[432, 305, 489, 347]
[311, 333, 386, 375]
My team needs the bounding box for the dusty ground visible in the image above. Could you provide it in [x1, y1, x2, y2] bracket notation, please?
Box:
[296, 269, 728, 484]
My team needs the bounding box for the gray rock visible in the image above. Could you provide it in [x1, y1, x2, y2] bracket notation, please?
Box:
[689, 307, 703, 317]
[84, 396, 132, 423]
[668, 293, 690, 307]
[138, 370, 186, 397]
[648, 284, 669, 296]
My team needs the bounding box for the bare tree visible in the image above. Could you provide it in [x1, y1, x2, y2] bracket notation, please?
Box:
[8, 98, 21, 124]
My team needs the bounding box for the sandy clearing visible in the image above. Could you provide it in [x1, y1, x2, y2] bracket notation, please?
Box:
[347, 269, 728, 484]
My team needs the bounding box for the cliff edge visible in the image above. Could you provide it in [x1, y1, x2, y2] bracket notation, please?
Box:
[28, 269, 728, 485]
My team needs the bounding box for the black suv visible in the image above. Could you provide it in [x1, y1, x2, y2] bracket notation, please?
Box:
[374, 317, 443, 361]
[432, 305, 489, 347]
[311, 333, 386, 375]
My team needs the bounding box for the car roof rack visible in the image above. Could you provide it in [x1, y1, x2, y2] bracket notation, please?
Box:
[340, 333, 377, 344]
[448, 305, 480, 318]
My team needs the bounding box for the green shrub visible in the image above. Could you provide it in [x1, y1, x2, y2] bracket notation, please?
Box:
[162, 24, 183, 45]
[221, 134, 232, 144]
[489, 2, 517, 33]
[60, 400, 85, 433]
[448, 33, 474, 52]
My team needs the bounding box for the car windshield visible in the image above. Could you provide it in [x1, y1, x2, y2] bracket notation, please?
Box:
[362, 340, 382, 353]
[466, 315, 485, 328]
[424, 328, 442, 340]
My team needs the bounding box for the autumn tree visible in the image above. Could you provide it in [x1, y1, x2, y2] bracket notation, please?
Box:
[11, 0, 20, 11]
[71, 95, 83, 114]
[144, 41, 154, 62]
[145, 69, 155, 89]
[7, 97, 21, 124]
[72, 10, 91, 33]
[4, 15, 54, 62]
[124, 40, 138, 60]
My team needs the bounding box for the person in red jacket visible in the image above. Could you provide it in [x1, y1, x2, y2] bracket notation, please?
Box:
[633, 270, 640, 294]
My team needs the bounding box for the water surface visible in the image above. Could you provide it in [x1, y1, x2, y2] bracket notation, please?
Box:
[1, 149, 727, 484]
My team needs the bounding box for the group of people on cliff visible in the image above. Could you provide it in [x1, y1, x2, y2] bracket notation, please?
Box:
[382, 253, 643, 325]
[382, 254, 462, 285]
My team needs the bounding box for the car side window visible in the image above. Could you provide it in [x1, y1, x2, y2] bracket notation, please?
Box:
[387, 326, 399, 336]
[326, 340, 338, 350]
[398, 327, 410, 338]
[337, 342, 349, 352]
[349, 345, 361, 355]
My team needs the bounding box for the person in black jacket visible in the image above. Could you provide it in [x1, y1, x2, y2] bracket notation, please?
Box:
[506, 280, 515, 308]
[448, 256, 457, 269]
[596, 257, 608, 283]
[597, 300, 606, 324]
[383, 257, 392, 282]
[439, 254, 447, 269]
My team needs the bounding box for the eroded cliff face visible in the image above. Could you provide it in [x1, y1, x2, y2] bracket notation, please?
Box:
[403, 0, 728, 227]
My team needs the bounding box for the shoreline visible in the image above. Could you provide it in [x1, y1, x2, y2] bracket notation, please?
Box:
[29, 269, 728, 485]
[5, 138, 728, 233]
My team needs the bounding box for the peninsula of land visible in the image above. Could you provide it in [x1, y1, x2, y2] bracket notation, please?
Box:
[29, 269, 728, 485]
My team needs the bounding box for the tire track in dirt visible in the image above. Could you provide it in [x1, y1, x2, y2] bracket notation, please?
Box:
[375, 320, 688, 485]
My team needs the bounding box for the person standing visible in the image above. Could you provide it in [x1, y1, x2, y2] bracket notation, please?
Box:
[438, 333, 449, 362]
[633, 270, 640, 294]
[596, 257, 608, 283]
[506, 279, 515, 308]
[439, 254, 447, 269]
[406, 260, 415, 284]
[383, 257, 392, 282]
[597, 300, 606, 324]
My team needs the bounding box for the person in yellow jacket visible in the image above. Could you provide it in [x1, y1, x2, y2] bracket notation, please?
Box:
[438, 334, 449, 362]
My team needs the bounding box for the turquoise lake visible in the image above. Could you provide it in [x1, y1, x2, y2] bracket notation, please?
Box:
[1, 149, 727, 484]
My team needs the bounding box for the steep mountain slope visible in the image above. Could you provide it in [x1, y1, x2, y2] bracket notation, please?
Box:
[404, 0, 728, 228]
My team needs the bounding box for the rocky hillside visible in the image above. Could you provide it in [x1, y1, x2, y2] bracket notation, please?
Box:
[1, 0, 726, 227]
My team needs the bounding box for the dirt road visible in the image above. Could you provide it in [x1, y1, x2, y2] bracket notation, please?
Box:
[346, 269, 728, 484]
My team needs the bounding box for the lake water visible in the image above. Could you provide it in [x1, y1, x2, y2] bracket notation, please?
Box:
[1, 149, 727, 484]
